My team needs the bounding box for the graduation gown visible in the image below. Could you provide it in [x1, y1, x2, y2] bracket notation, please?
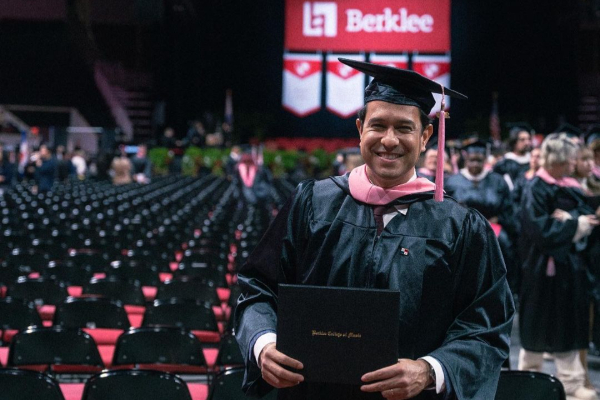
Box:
[493, 155, 529, 190]
[519, 177, 595, 352]
[234, 175, 514, 400]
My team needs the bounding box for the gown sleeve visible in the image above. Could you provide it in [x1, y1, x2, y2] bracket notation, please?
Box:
[521, 181, 578, 253]
[427, 209, 515, 400]
[233, 180, 315, 396]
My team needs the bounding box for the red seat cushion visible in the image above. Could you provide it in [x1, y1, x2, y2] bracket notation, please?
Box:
[127, 313, 143, 328]
[67, 286, 83, 297]
[82, 328, 124, 345]
[212, 306, 224, 321]
[37, 305, 56, 320]
[142, 286, 157, 301]
[202, 348, 219, 368]
[191, 330, 220, 343]
[59, 383, 85, 400]
[0, 347, 8, 366]
[216, 288, 230, 303]
[188, 383, 209, 400]
[98, 345, 116, 367]
[124, 305, 145, 315]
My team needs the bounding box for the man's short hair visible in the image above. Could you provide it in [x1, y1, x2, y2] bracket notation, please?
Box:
[357, 104, 431, 132]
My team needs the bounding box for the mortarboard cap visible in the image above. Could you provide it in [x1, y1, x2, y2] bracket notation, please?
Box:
[461, 139, 488, 155]
[553, 123, 582, 138]
[338, 58, 467, 115]
[585, 124, 600, 146]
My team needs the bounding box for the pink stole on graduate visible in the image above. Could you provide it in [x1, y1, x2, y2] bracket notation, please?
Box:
[348, 165, 437, 205]
[238, 163, 257, 187]
[535, 168, 582, 189]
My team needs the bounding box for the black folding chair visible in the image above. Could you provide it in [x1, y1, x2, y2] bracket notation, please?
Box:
[214, 333, 244, 369]
[0, 297, 43, 344]
[54, 297, 130, 330]
[112, 326, 207, 373]
[7, 327, 104, 374]
[142, 298, 219, 336]
[0, 368, 66, 400]
[156, 278, 220, 306]
[208, 367, 278, 400]
[82, 277, 145, 306]
[495, 370, 566, 400]
[81, 369, 193, 400]
[7, 277, 68, 306]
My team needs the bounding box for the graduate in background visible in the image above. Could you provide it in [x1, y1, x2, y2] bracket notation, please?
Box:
[493, 127, 533, 190]
[518, 133, 600, 400]
[234, 59, 514, 400]
[445, 141, 517, 293]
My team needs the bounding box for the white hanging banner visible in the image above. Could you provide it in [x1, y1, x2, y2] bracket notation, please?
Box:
[370, 54, 409, 69]
[282, 53, 323, 117]
[412, 54, 451, 116]
[369, 54, 409, 82]
[326, 54, 365, 118]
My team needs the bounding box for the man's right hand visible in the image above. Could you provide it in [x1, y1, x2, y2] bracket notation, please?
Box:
[258, 343, 304, 388]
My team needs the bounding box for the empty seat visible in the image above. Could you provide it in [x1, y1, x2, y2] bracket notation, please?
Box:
[7, 327, 104, 373]
[495, 370, 566, 400]
[81, 369, 197, 400]
[82, 277, 145, 306]
[0, 368, 66, 400]
[0, 297, 43, 344]
[157, 278, 220, 306]
[214, 333, 244, 370]
[112, 326, 207, 374]
[142, 298, 220, 343]
[53, 297, 130, 345]
[43, 261, 94, 287]
[208, 367, 277, 400]
[7, 277, 68, 306]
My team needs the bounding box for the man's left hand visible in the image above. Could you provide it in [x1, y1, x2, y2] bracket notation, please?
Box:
[360, 359, 432, 399]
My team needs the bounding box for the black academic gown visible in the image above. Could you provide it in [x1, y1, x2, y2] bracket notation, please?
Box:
[519, 177, 595, 352]
[445, 171, 518, 292]
[234, 175, 514, 400]
[493, 156, 529, 189]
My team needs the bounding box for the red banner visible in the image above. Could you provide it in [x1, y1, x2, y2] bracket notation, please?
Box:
[282, 53, 323, 117]
[326, 54, 365, 118]
[412, 54, 451, 115]
[285, 0, 450, 52]
[370, 54, 408, 69]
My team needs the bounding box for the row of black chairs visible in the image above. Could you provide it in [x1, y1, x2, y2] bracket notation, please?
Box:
[0, 366, 277, 400]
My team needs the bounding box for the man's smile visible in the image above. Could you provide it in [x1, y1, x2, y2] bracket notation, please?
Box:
[374, 151, 401, 160]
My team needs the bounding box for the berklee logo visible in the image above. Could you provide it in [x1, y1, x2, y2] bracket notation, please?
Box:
[401, 248, 409, 256]
[346, 8, 434, 33]
[303, 2, 338, 37]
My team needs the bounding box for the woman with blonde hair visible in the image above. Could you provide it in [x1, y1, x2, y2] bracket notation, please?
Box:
[518, 133, 600, 400]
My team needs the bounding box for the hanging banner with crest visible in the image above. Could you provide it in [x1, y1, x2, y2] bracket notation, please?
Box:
[282, 53, 323, 117]
[412, 54, 451, 116]
[325, 54, 365, 118]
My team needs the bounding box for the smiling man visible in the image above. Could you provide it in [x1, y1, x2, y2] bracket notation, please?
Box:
[234, 59, 514, 400]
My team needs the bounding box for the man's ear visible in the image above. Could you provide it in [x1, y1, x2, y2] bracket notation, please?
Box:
[421, 124, 434, 153]
[355, 118, 363, 139]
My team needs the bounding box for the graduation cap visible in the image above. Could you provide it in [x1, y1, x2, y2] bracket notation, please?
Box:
[553, 122, 582, 138]
[461, 139, 488, 155]
[339, 58, 467, 115]
[339, 58, 468, 201]
[585, 124, 600, 146]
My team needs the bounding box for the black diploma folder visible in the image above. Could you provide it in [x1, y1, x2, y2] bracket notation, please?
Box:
[276, 284, 400, 385]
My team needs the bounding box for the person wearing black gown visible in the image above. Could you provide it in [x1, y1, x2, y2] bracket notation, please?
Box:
[234, 59, 514, 400]
[445, 142, 517, 294]
[518, 133, 600, 400]
[493, 127, 532, 191]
